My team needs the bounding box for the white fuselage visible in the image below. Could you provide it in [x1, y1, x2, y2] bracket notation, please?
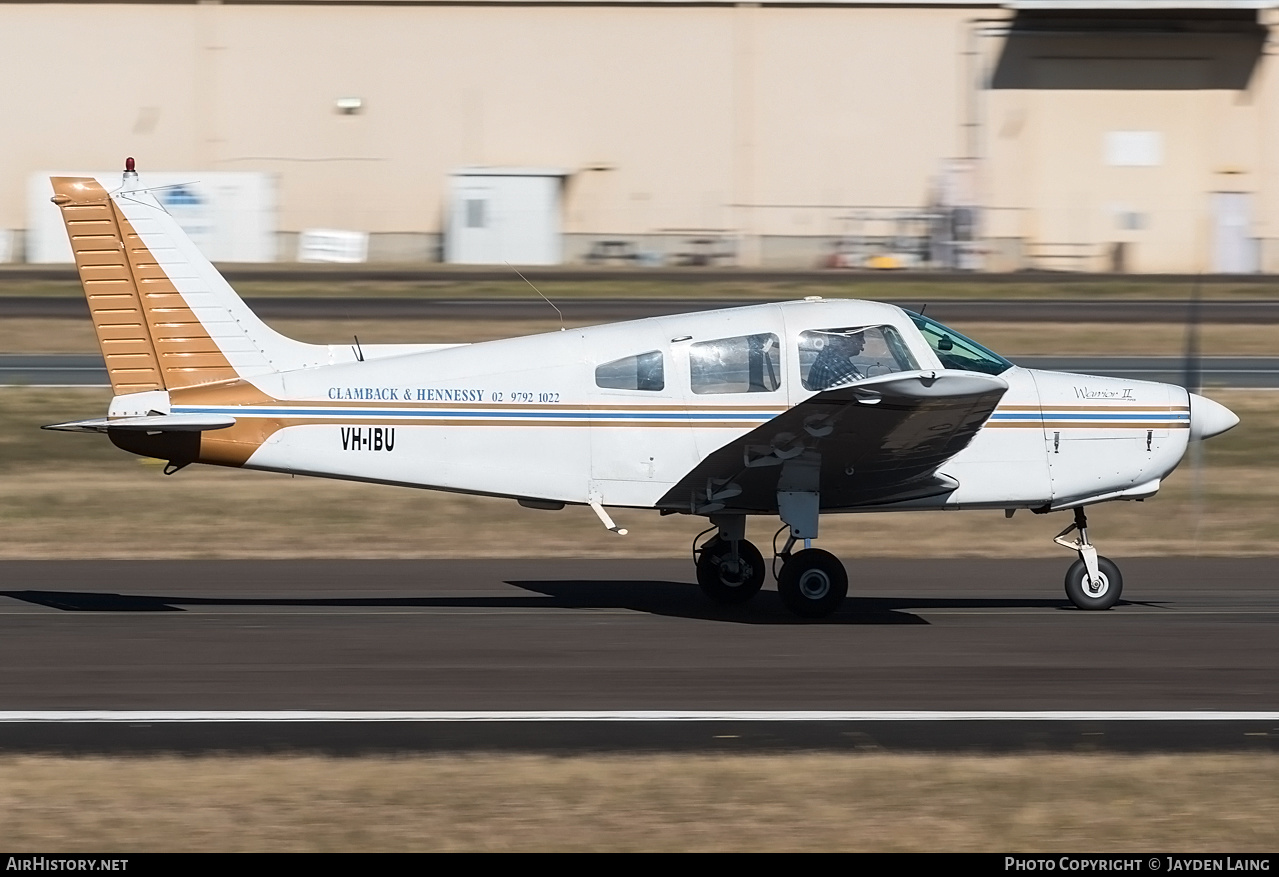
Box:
[162, 299, 1191, 514]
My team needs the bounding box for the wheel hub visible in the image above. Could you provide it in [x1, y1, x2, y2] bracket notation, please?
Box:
[1085, 572, 1109, 598]
[798, 569, 831, 600]
[716, 555, 752, 588]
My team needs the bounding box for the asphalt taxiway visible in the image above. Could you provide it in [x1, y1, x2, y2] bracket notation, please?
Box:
[0, 558, 1276, 752]
[5, 295, 1279, 324]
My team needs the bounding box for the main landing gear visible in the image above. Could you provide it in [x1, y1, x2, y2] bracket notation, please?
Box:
[1054, 507, 1123, 610]
[773, 536, 848, 619]
[693, 516, 766, 605]
[694, 512, 849, 619]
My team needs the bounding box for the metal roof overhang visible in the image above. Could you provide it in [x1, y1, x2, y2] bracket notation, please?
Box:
[1008, 2, 1275, 9]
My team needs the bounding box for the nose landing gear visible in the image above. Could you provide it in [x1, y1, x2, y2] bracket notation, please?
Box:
[1054, 507, 1123, 610]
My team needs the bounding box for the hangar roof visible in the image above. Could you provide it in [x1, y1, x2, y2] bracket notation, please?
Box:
[87, 1, 1271, 7]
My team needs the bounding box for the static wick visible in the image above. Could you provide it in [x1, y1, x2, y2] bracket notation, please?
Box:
[507, 262, 564, 331]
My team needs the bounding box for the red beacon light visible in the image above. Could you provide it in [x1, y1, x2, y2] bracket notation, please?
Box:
[125, 157, 136, 172]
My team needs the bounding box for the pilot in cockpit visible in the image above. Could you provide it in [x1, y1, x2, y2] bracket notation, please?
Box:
[806, 329, 867, 390]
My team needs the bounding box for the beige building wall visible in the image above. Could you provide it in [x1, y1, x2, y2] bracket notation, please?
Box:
[0, 3, 985, 260]
[982, 17, 1273, 274]
[2, 2, 1272, 271]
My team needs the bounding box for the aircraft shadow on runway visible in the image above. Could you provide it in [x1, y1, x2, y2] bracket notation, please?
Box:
[0, 583, 1109, 625]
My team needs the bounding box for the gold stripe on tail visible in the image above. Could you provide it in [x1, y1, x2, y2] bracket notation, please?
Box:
[52, 178, 163, 394]
[50, 177, 238, 393]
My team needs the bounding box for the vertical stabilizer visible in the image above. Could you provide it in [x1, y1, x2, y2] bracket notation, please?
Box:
[50, 163, 321, 394]
[51, 176, 167, 394]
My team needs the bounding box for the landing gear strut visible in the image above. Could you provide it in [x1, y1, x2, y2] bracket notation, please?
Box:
[693, 516, 765, 605]
[1054, 507, 1123, 610]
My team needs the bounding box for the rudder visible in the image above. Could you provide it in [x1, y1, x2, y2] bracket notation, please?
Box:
[51, 164, 321, 394]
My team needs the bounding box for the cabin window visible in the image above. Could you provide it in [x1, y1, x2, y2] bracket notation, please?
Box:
[595, 350, 665, 391]
[908, 312, 1012, 376]
[800, 325, 919, 391]
[689, 333, 781, 394]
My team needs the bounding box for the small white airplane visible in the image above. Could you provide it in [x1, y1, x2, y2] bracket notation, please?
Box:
[45, 161, 1239, 618]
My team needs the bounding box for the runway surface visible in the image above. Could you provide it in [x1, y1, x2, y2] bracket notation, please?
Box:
[2, 557, 1277, 711]
[2, 558, 1276, 750]
[7, 353, 1275, 388]
[5, 295, 1279, 323]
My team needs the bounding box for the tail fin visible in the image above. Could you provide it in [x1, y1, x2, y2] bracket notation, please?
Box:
[50, 164, 318, 395]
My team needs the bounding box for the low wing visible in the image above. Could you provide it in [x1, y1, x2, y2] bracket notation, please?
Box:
[659, 369, 1008, 513]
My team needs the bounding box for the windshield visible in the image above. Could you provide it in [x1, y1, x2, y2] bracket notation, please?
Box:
[907, 312, 1013, 376]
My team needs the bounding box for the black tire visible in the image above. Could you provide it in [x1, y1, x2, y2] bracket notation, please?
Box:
[696, 537, 766, 605]
[1064, 556, 1123, 610]
[777, 549, 848, 618]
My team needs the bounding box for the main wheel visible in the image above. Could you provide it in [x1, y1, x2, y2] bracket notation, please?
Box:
[696, 537, 766, 605]
[777, 549, 848, 618]
[1064, 556, 1123, 610]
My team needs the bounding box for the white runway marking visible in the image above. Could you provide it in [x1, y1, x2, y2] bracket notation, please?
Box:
[0, 711, 1276, 723]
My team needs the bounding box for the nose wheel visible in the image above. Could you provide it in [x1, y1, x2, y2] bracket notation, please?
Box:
[1064, 556, 1122, 610]
[1054, 507, 1123, 610]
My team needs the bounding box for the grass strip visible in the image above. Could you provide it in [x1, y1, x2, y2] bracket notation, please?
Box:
[0, 753, 1275, 851]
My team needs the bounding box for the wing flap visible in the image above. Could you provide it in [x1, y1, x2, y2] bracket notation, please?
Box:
[660, 369, 1007, 513]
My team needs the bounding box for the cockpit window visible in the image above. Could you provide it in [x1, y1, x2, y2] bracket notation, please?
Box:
[800, 325, 919, 391]
[908, 312, 1012, 376]
[596, 351, 664, 391]
[690, 333, 781, 394]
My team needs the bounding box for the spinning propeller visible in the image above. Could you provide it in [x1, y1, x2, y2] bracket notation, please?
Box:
[1180, 280, 1241, 542]
[1184, 280, 1205, 541]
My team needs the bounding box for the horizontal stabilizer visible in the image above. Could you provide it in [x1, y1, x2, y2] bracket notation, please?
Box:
[42, 413, 236, 433]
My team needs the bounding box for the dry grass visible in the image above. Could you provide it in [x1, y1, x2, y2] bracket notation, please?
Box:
[953, 322, 1278, 357]
[3, 315, 1278, 355]
[0, 465, 1272, 560]
[4, 272, 1279, 302]
[3, 315, 1275, 355]
[0, 753, 1275, 852]
[0, 387, 1271, 559]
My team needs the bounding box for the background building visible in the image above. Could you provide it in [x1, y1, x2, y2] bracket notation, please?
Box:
[3, 0, 1276, 271]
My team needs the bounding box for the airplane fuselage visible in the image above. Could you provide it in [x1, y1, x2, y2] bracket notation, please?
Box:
[110, 298, 1192, 515]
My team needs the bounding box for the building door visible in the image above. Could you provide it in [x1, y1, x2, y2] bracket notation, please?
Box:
[446, 171, 564, 265]
[446, 177, 496, 264]
[1212, 192, 1255, 273]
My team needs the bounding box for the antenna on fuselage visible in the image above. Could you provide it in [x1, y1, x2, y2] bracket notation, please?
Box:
[507, 262, 565, 332]
[352, 335, 365, 362]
